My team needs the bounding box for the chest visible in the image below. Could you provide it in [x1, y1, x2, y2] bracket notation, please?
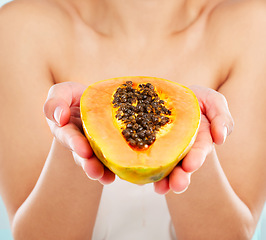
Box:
[53, 23, 224, 90]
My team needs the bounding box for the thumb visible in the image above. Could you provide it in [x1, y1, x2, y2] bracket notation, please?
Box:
[190, 86, 234, 145]
[44, 98, 71, 126]
[43, 82, 86, 126]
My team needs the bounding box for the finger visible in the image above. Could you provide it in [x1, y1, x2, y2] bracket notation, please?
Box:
[154, 177, 170, 195]
[44, 82, 86, 126]
[82, 156, 105, 180]
[50, 121, 93, 158]
[73, 152, 105, 180]
[189, 86, 234, 144]
[99, 167, 116, 185]
[169, 166, 191, 193]
[181, 120, 213, 172]
[210, 115, 229, 145]
[44, 99, 71, 126]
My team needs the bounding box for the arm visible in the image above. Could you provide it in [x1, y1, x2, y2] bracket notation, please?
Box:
[165, 3, 266, 240]
[0, 4, 102, 239]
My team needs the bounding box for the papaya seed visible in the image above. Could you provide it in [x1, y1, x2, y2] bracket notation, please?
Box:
[113, 82, 172, 149]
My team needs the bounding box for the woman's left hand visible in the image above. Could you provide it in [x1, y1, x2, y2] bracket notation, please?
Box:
[154, 86, 234, 194]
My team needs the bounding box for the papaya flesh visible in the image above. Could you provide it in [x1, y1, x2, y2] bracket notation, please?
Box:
[80, 76, 201, 184]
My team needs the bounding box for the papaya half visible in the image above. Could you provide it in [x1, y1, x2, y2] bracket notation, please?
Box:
[80, 76, 201, 184]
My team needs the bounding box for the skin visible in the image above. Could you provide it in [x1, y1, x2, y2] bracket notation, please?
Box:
[0, 0, 266, 239]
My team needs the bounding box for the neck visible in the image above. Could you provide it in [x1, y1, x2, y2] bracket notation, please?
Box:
[66, 0, 213, 37]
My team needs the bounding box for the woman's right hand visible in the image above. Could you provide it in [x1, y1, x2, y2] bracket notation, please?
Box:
[43, 82, 115, 185]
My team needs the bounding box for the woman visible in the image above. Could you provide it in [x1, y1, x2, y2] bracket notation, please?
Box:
[0, 0, 265, 239]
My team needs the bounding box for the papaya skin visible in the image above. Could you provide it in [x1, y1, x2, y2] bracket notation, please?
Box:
[80, 76, 201, 184]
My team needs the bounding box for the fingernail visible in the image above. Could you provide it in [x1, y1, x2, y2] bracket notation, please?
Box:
[54, 107, 63, 125]
[79, 157, 98, 181]
[173, 186, 188, 194]
[85, 172, 98, 181]
[223, 126, 228, 143]
[72, 152, 100, 181]
[173, 174, 191, 194]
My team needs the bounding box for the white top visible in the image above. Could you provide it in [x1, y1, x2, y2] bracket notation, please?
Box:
[92, 177, 177, 240]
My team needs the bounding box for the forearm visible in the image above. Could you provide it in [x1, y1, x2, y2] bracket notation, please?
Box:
[166, 147, 255, 240]
[12, 139, 103, 240]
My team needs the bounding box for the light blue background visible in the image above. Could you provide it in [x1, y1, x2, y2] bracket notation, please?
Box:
[0, 0, 265, 239]
[0, 1, 19, 238]
[0, 0, 12, 7]
[0, 1, 19, 239]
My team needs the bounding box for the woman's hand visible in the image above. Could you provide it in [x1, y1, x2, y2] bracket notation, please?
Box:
[43, 82, 115, 185]
[44, 83, 233, 191]
[154, 86, 234, 194]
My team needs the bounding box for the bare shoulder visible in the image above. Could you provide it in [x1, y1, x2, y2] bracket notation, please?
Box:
[205, 0, 266, 85]
[0, 0, 72, 63]
[0, 0, 71, 221]
[208, 0, 266, 47]
[207, 0, 266, 221]
[0, 0, 70, 26]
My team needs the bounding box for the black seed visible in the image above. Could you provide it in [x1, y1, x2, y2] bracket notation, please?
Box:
[145, 130, 151, 136]
[129, 138, 136, 146]
[132, 133, 138, 139]
[146, 83, 154, 89]
[147, 139, 154, 145]
[152, 116, 159, 123]
[113, 81, 172, 148]
[136, 105, 144, 112]
[137, 141, 144, 148]
[122, 129, 131, 138]
[116, 113, 122, 119]
[133, 123, 139, 130]
[146, 106, 151, 112]
[136, 116, 142, 123]
[129, 116, 135, 121]
[138, 131, 145, 139]
[147, 96, 152, 102]
[120, 106, 126, 112]
[138, 112, 144, 117]
[151, 102, 158, 108]
[137, 94, 143, 100]
[128, 92, 133, 97]
[155, 125, 160, 131]
[126, 109, 132, 115]
[126, 81, 133, 86]
[137, 127, 144, 132]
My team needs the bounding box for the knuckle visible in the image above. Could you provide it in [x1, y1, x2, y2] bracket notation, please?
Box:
[43, 98, 53, 117]
[220, 93, 228, 106]
[227, 116, 235, 135]
[47, 84, 59, 97]
[214, 91, 228, 107]
[208, 88, 228, 105]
